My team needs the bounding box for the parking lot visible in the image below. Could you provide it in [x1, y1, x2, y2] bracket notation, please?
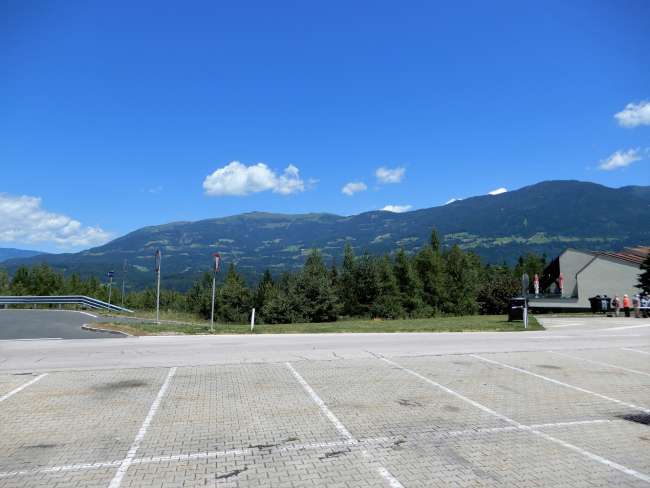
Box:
[1, 338, 649, 487]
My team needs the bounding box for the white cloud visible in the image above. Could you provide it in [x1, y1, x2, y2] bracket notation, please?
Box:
[381, 205, 412, 213]
[341, 182, 367, 196]
[375, 166, 405, 184]
[203, 161, 306, 196]
[444, 198, 461, 205]
[0, 194, 112, 249]
[614, 100, 650, 128]
[488, 187, 508, 195]
[598, 148, 643, 171]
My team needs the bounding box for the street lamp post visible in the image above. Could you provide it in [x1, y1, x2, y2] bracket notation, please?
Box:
[107, 270, 114, 307]
[121, 259, 127, 308]
[210, 253, 221, 333]
[155, 249, 162, 324]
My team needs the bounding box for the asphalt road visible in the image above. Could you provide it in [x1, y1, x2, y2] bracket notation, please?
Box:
[0, 309, 123, 340]
[0, 314, 647, 372]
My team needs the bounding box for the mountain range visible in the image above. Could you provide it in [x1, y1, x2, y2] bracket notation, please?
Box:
[3, 180, 649, 290]
[0, 248, 42, 263]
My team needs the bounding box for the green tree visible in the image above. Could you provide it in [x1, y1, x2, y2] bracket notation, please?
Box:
[638, 254, 650, 294]
[295, 250, 340, 322]
[441, 245, 481, 315]
[338, 244, 359, 316]
[255, 269, 274, 312]
[261, 275, 305, 324]
[0, 269, 10, 294]
[185, 272, 213, 318]
[370, 256, 404, 319]
[477, 265, 519, 314]
[414, 245, 444, 312]
[218, 264, 251, 323]
[393, 249, 427, 316]
[353, 253, 381, 317]
[513, 253, 546, 292]
[11, 266, 33, 295]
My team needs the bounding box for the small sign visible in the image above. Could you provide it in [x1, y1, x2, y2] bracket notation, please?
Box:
[213, 253, 221, 274]
[107, 271, 115, 278]
[154, 249, 161, 273]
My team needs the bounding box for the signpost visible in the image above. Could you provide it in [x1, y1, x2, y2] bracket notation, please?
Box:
[107, 270, 115, 307]
[121, 259, 127, 307]
[210, 253, 221, 333]
[154, 249, 162, 324]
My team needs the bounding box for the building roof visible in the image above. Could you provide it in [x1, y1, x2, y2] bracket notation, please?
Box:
[592, 246, 649, 266]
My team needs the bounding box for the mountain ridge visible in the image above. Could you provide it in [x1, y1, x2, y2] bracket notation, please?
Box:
[3, 180, 649, 290]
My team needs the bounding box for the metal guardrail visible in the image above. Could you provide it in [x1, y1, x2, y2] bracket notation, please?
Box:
[0, 295, 133, 313]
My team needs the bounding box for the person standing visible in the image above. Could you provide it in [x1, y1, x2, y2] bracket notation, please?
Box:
[533, 274, 540, 297]
[633, 294, 641, 318]
[623, 294, 631, 317]
[613, 295, 620, 317]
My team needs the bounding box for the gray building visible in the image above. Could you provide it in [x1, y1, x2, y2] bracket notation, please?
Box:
[530, 246, 648, 310]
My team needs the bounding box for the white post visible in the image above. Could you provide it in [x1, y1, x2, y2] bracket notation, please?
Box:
[523, 301, 528, 329]
[250, 307, 255, 333]
[210, 274, 216, 333]
[108, 275, 113, 307]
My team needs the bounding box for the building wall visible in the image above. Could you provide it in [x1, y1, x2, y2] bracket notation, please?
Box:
[576, 257, 641, 307]
[558, 249, 595, 298]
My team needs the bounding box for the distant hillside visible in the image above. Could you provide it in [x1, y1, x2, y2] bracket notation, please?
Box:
[0, 248, 43, 263]
[4, 180, 649, 290]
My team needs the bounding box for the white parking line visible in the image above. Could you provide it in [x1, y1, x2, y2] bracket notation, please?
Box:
[286, 362, 404, 488]
[0, 338, 62, 342]
[108, 367, 177, 488]
[471, 354, 650, 414]
[550, 351, 650, 378]
[0, 373, 48, 403]
[75, 311, 98, 318]
[0, 418, 618, 480]
[622, 347, 650, 356]
[381, 357, 650, 484]
[602, 323, 650, 331]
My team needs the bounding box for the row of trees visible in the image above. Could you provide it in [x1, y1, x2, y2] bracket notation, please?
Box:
[0, 230, 551, 324]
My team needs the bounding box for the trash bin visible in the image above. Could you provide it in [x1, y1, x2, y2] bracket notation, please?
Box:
[589, 296, 601, 313]
[508, 297, 527, 321]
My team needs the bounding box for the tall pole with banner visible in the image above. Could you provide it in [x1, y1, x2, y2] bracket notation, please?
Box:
[210, 253, 221, 333]
[155, 249, 162, 324]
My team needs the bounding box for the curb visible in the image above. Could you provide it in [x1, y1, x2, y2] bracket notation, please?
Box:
[81, 324, 133, 337]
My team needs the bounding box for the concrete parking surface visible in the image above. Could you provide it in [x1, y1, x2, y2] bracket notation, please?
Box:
[0, 315, 649, 487]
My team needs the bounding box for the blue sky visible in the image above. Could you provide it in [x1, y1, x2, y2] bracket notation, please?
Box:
[1, 0, 649, 252]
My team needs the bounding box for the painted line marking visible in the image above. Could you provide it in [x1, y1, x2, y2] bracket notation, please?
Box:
[107, 367, 177, 488]
[550, 351, 650, 378]
[0, 373, 48, 403]
[622, 347, 650, 356]
[529, 335, 572, 339]
[0, 418, 618, 479]
[545, 324, 584, 328]
[602, 323, 650, 331]
[595, 334, 643, 338]
[286, 362, 404, 488]
[471, 354, 650, 414]
[75, 311, 98, 318]
[0, 338, 62, 342]
[381, 356, 650, 484]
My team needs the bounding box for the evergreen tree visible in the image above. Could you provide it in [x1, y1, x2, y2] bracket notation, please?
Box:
[638, 254, 650, 294]
[261, 275, 305, 324]
[393, 249, 427, 316]
[0, 269, 9, 294]
[353, 253, 381, 317]
[370, 256, 404, 319]
[339, 244, 358, 316]
[10, 266, 33, 295]
[513, 253, 546, 292]
[218, 264, 251, 323]
[66, 273, 83, 295]
[477, 265, 519, 314]
[255, 269, 274, 312]
[414, 246, 444, 312]
[295, 250, 340, 322]
[441, 245, 480, 315]
[185, 272, 213, 318]
[430, 228, 441, 253]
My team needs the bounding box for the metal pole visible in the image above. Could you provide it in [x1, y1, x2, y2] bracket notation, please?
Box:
[108, 275, 113, 307]
[121, 259, 127, 308]
[210, 274, 216, 333]
[523, 301, 528, 329]
[156, 253, 161, 324]
[250, 307, 255, 333]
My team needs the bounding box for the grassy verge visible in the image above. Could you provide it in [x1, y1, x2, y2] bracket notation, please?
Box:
[99, 315, 542, 336]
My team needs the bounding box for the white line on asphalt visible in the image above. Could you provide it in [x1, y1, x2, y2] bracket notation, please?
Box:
[545, 324, 584, 328]
[528, 336, 572, 339]
[596, 334, 643, 338]
[107, 367, 177, 488]
[0, 373, 48, 403]
[75, 311, 98, 318]
[0, 338, 62, 342]
[622, 347, 650, 356]
[381, 356, 650, 484]
[602, 323, 650, 331]
[0, 418, 619, 480]
[471, 354, 650, 414]
[550, 351, 650, 378]
[286, 362, 404, 488]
